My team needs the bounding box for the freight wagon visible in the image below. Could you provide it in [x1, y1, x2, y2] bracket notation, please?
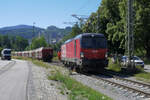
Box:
[61, 33, 108, 72]
[13, 47, 53, 62]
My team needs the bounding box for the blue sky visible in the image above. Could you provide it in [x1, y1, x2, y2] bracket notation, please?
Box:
[0, 0, 101, 28]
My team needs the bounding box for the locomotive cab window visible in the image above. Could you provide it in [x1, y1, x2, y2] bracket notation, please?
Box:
[81, 36, 107, 49]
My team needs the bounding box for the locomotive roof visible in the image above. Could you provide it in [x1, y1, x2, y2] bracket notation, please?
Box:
[64, 33, 105, 44]
[64, 38, 74, 44]
[2, 48, 11, 51]
[74, 33, 105, 39]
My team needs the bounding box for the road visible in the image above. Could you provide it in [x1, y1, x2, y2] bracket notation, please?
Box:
[0, 59, 29, 100]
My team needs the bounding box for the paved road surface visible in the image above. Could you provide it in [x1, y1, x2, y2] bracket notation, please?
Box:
[0, 59, 29, 100]
[0, 60, 12, 69]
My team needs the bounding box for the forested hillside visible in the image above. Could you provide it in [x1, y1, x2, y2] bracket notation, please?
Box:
[0, 35, 29, 51]
[0, 25, 72, 43]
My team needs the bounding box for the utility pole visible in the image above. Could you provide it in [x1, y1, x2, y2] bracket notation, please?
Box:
[97, 12, 100, 33]
[127, 0, 134, 69]
[32, 22, 36, 38]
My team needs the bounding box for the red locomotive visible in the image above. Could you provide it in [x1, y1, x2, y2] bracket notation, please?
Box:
[13, 47, 53, 62]
[61, 33, 108, 72]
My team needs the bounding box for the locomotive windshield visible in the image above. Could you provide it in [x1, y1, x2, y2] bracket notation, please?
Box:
[81, 36, 107, 49]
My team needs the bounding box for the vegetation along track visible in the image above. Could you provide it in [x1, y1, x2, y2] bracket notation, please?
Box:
[47, 60, 63, 67]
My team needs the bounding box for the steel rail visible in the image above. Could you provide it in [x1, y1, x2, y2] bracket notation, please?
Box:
[92, 75, 150, 98]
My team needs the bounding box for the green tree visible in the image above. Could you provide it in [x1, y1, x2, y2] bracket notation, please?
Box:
[62, 24, 82, 42]
[134, 0, 150, 57]
[82, 0, 150, 57]
[14, 36, 29, 51]
[30, 36, 47, 49]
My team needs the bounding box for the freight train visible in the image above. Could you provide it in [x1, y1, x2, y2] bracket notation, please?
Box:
[60, 33, 108, 72]
[13, 47, 53, 62]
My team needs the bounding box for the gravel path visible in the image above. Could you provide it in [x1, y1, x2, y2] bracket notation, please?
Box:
[27, 62, 68, 100]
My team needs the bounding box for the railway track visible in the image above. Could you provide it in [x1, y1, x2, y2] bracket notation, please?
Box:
[91, 73, 150, 99]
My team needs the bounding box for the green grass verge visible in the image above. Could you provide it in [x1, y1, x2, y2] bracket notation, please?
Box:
[134, 72, 150, 83]
[107, 58, 150, 83]
[13, 56, 31, 60]
[107, 58, 121, 72]
[52, 56, 59, 61]
[48, 70, 112, 100]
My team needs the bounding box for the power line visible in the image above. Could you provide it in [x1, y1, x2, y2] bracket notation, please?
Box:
[71, 14, 89, 28]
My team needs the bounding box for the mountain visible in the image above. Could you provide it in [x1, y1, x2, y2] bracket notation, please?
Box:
[0, 25, 72, 43]
[0, 25, 44, 39]
[45, 26, 72, 43]
[0, 25, 34, 30]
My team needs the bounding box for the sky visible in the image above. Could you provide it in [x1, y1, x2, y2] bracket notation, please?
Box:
[0, 0, 101, 29]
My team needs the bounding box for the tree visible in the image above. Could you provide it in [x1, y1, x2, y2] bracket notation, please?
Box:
[134, 0, 150, 57]
[62, 24, 82, 42]
[0, 35, 29, 51]
[82, 0, 150, 57]
[14, 36, 29, 51]
[30, 36, 48, 49]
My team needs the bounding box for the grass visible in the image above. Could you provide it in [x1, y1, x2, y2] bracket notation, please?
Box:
[13, 56, 31, 60]
[134, 72, 150, 83]
[48, 70, 112, 100]
[52, 56, 59, 61]
[107, 58, 121, 72]
[107, 57, 150, 83]
[135, 72, 150, 80]
[32, 60, 51, 69]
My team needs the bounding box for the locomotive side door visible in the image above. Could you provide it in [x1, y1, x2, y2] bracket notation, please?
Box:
[74, 40, 77, 58]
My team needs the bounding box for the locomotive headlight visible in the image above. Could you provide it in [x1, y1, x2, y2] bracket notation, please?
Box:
[80, 52, 84, 58]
